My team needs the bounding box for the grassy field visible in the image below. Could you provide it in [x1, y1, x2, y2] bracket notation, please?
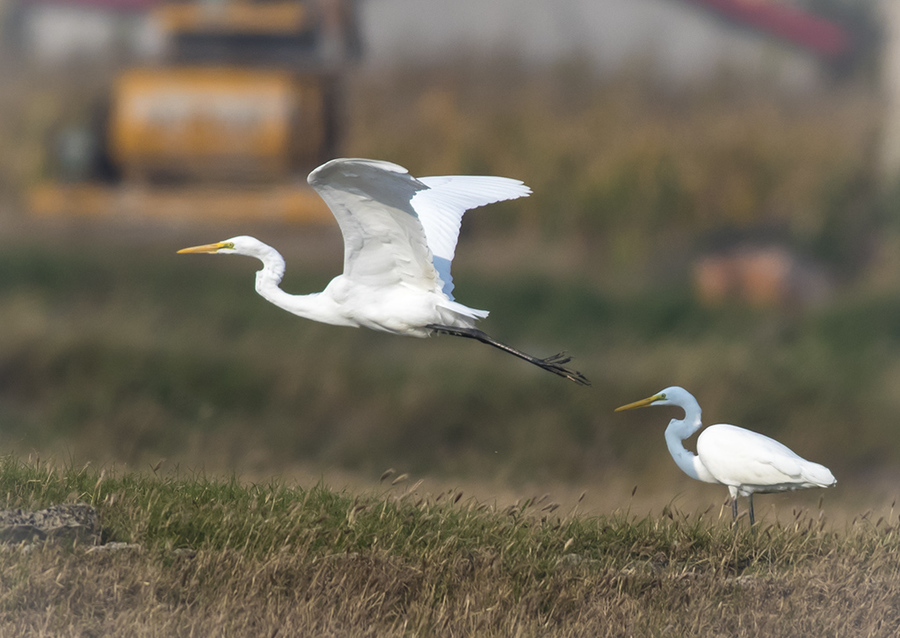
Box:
[1, 218, 899, 506]
[2, 61, 900, 633]
[1, 458, 898, 636]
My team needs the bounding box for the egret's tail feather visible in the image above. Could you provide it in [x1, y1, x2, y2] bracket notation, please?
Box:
[437, 299, 489, 322]
[803, 462, 836, 488]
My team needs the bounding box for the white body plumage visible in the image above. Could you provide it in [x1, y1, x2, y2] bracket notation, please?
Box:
[616, 386, 835, 522]
[179, 158, 588, 384]
[695, 423, 835, 498]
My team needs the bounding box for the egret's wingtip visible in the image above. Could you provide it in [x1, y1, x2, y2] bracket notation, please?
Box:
[308, 157, 411, 186]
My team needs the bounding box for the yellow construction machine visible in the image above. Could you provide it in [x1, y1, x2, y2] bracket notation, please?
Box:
[30, 0, 360, 223]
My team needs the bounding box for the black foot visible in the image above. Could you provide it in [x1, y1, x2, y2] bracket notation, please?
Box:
[427, 325, 590, 386]
[533, 352, 590, 386]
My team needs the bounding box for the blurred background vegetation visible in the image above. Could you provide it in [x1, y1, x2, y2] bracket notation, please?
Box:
[1, 0, 899, 517]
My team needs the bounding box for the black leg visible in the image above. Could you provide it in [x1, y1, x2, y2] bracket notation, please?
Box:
[748, 494, 755, 527]
[426, 325, 590, 386]
[731, 497, 738, 522]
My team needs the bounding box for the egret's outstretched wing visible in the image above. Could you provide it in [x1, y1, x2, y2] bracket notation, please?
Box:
[415, 176, 530, 298]
[308, 158, 438, 289]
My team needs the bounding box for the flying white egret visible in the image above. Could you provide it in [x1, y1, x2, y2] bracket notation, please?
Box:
[615, 386, 835, 524]
[178, 158, 589, 385]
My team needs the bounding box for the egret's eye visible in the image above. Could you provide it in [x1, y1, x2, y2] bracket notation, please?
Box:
[178, 158, 588, 386]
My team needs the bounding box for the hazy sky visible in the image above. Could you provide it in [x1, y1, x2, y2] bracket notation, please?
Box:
[359, 0, 820, 85]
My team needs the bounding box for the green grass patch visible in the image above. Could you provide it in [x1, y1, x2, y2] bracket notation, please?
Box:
[1, 458, 899, 635]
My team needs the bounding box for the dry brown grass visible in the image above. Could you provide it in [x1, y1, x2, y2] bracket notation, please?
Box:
[12, 543, 899, 637]
[1, 61, 899, 635]
[2, 459, 900, 636]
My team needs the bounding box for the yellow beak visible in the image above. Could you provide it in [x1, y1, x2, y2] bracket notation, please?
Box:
[177, 242, 228, 254]
[614, 393, 664, 412]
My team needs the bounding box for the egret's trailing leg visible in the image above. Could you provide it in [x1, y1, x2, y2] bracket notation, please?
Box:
[178, 158, 590, 384]
[426, 324, 590, 385]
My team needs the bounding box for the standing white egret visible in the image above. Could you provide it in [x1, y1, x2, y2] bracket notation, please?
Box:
[178, 158, 589, 385]
[615, 386, 835, 524]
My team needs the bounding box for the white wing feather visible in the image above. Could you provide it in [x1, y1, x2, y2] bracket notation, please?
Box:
[308, 158, 438, 290]
[698, 424, 835, 492]
[415, 176, 531, 298]
[309, 158, 531, 300]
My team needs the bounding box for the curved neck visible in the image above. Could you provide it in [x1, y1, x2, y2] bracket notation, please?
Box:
[663, 399, 716, 484]
[251, 246, 347, 326]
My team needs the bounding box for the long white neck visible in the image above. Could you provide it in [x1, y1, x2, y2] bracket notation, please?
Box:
[251, 244, 350, 326]
[663, 397, 717, 484]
